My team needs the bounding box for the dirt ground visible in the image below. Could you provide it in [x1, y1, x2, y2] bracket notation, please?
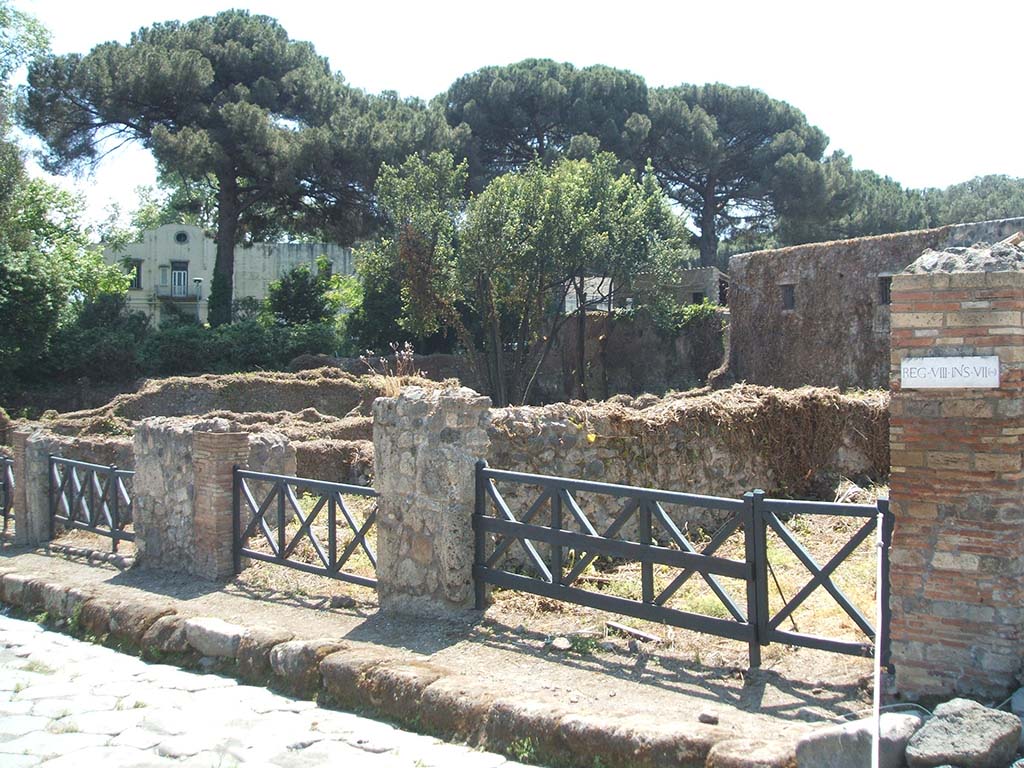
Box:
[1, 531, 876, 745]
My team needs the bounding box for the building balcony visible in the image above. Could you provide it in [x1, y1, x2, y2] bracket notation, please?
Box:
[155, 285, 200, 301]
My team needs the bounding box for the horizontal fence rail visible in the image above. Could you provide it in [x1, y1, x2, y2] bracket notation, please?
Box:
[473, 462, 891, 668]
[1, 456, 13, 535]
[49, 456, 135, 552]
[233, 468, 378, 588]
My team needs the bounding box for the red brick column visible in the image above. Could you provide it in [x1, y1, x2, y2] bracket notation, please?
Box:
[192, 429, 249, 580]
[888, 269, 1024, 699]
[10, 429, 33, 546]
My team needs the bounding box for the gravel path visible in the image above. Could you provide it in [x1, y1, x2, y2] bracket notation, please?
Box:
[0, 614, 530, 768]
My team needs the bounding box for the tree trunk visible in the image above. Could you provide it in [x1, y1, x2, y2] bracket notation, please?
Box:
[208, 175, 239, 326]
[699, 180, 719, 268]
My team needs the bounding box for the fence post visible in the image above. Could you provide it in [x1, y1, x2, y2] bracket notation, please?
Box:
[474, 460, 488, 610]
[877, 497, 893, 671]
[109, 465, 120, 554]
[743, 489, 769, 668]
[640, 500, 654, 604]
[47, 454, 55, 541]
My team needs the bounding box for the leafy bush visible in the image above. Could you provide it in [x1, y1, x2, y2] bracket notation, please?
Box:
[47, 294, 150, 382]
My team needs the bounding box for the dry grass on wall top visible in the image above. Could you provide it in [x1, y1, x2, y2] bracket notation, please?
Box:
[21, 368, 456, 438]
[491, 384, 889, 497]
[645, 385, 891, 494]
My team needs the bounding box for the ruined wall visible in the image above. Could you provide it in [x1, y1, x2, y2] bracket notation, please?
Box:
[728, 218, 1024, 390]
[486, 385, 888, 533]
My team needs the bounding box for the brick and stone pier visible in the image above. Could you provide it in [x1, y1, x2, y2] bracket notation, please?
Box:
[888, 242, 1024, 699]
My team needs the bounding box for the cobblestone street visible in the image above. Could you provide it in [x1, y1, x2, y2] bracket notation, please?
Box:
[0, 614, 529, 767]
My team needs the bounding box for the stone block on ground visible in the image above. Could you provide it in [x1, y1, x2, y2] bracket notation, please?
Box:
[140, 615, 191, 656]
[319, 646, 402, 712]
[906, 698, 1020, 768]
[706, 738, 796, 768]
[363, 660, 449, 723]
[108, 601, 176, 646]
[1, 573, 36, 607]
[417, 674, 498, 743]
[558, 713, 724, 768]
[796, 712, 923, 768]
[269, 639, 345, 698]
[236, 627, 294, 685]
[78, 598, 119, 637]
[183, 617, 244, 658]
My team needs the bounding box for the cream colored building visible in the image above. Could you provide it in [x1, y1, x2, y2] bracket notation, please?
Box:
[104, 224, 354, 325]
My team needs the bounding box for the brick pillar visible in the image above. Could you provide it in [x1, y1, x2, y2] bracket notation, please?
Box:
[192, 428, 250, 580]
[888, 268, 1024, 699]
[373, 387, 491, 616]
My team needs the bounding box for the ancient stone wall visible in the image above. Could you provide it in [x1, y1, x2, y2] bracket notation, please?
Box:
[487, 386, 888, 534]
[728, 218, 1024, 390]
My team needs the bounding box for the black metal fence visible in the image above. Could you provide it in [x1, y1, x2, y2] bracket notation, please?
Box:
[1, 456, 13, 534]
[49, 456, 135, 552]
[473, 462, 891, 668]
[233, 468, 378, 588]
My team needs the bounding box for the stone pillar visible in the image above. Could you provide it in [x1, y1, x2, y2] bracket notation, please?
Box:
[11, 430, 38, 546]
[134, 417, 249, 580]
[888, 262, 1024, 699]
[373, 387, 491, 616]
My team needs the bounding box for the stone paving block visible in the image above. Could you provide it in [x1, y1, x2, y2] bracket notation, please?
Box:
[110, 725, 164, 750]
[0, 714, 49, 736]
[70, 708, 148, 736]
[0, 730, 111, 759]
[39, 745, 177, 767]
[30, 695, 119, 719]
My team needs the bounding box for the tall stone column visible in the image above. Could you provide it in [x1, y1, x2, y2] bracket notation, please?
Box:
[373, 387, 492, 616]
[888, 247, 1024, 699]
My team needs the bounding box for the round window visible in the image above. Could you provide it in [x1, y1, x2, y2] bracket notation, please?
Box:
[174, 231, 189, 244]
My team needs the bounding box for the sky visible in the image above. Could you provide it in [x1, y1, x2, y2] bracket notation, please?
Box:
[16, 0, 1024, 226]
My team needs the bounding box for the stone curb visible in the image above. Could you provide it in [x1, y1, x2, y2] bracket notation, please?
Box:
[0, 566, 796, 768]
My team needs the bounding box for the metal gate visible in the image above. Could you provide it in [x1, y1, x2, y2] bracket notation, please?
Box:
[473, 462, 891, 668]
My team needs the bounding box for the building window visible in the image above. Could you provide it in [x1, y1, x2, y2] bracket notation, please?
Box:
[691, 291, 706, 304]
[780, 283, 796, 311]
[127, 260, 142, 290]
[174, 231, 189, 244]
[159, 266, 169, 286]
[879, 276, 893, 305]
[171, 261, 189, 297]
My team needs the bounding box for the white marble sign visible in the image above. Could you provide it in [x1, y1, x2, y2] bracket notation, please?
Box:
[900, 356, 1000, 389]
